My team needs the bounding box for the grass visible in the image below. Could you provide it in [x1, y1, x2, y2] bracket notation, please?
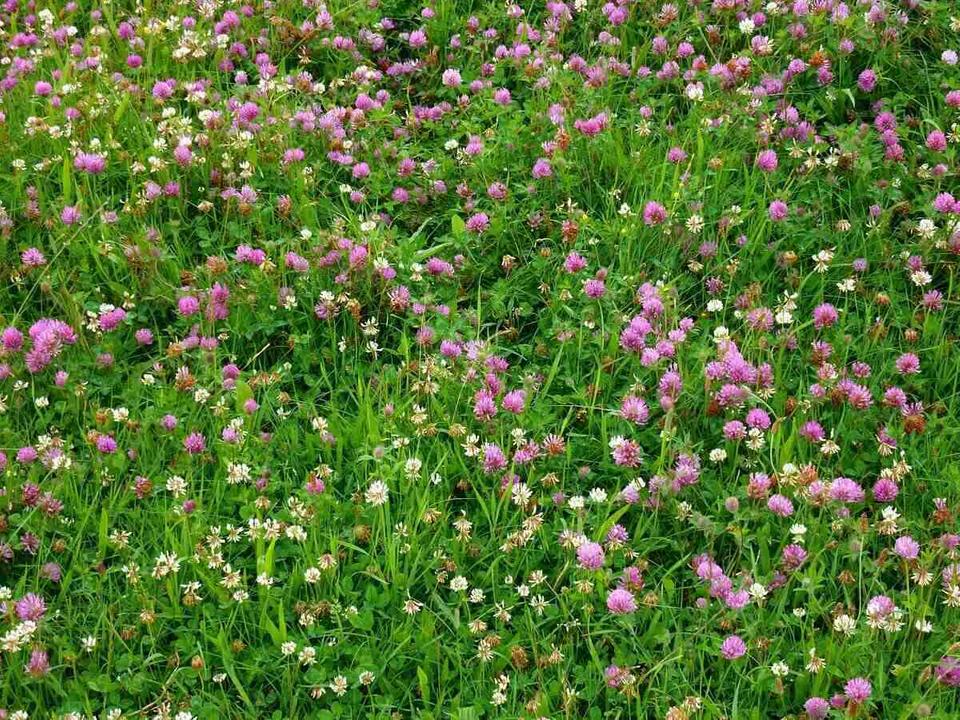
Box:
[1, 0, 960, 718]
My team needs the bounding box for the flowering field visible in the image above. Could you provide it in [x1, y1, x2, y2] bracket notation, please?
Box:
[2, 0, 960, 718]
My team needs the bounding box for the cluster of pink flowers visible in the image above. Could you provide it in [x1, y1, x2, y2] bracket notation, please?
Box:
[0, 0, 957, 716]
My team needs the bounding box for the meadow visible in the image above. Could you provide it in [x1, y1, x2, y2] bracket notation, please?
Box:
[1, 0, 960, 717]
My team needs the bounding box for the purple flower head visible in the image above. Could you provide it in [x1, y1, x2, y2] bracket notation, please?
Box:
[41, 562, 62, 582]
[844, 677, 872, 704]
[502, 389, 526, 414]
[893, 535, 919, 560]
[465, 213, 489, 234]
[720, 635, 746, 660]
[756, 149, 778, 172]
[577, 541, 605, 570]
[183, 432, 206, 454]
[782, 543, 807, 570]
[828, 477, 864, 503]
[15, 592, 46, 621]
[895, 353, 920, 375]
[25, 648, 50, 677]
[767, 494, 794, 517]
[872, 477, 899, 503]
[178, 296, 200, 316]
[804, 697, 829, 719]
[61, 205, 81, 225]
[532, 158, 552, 178]
[857, 68, 877, 92]
[583, 278, 606, 298]
[768, 200, 788, 221]
[812, 303, 838, 329]
[1, 326, 23, 352]
[21, 247, 46, 267]
[936, 656, 960, 687]
[481, 443, 506, 473]
[606, 588, 636, 614]
[643, 201, 667, 226]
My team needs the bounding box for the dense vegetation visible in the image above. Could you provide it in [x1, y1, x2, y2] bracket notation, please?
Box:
[2, 0, 960, 718]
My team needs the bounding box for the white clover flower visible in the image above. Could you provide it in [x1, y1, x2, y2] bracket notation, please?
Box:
[770, 661, 789, 677]
[588, 487, 608, 504]
[365, 480, 389, 506]
[834, 614, 857, 636]
[450, 576, 469, 592]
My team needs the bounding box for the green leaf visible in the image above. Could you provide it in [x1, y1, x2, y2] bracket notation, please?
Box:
[214, 631, 256, 712]
[87, 674, 119, 693]
[61, 155, 73, 205]
[97, 508, 109, 558]
[234, 380, 254, 413]
[349, 608, 375, 631]
[417, 666, 431, 705]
